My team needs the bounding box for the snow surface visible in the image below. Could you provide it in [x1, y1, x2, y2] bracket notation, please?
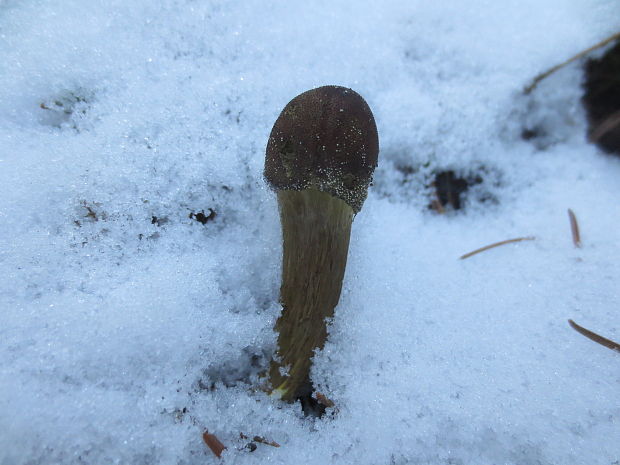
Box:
[1, 0, 619, 463]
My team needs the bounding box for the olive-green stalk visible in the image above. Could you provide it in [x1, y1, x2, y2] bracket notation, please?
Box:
[264, 86, 379, 402]
[268, 189, 353, 401]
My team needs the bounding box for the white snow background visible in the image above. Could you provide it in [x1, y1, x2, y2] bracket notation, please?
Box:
[1, 0, 619, 463]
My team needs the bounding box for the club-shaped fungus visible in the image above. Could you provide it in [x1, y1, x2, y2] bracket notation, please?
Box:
[264, 86, 379, 402]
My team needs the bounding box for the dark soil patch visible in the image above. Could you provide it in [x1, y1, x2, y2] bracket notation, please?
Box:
[189, 208, 216, 225]
[582, 40, 620, 155]
[430, 170, 483, 212]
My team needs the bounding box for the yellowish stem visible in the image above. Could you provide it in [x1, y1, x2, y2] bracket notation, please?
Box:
[268, 189, 354, 401]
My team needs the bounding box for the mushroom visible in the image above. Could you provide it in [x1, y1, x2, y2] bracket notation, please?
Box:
[264, 86, 379, 402]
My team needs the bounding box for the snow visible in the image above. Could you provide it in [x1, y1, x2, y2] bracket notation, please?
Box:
[1, 0, 619, 463]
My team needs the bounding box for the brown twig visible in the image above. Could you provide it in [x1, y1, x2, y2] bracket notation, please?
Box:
[459, 236, 536, 260]
[568, 319, 620, 353]
[203, 430, 226, 458]
[567, 209, 581, 247]
[524, 31, 620, 94]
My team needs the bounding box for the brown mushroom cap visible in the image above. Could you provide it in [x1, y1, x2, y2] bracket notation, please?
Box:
[265, 86, 379, 213]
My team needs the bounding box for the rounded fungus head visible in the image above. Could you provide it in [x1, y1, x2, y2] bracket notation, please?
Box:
[265, 85, 379, 213]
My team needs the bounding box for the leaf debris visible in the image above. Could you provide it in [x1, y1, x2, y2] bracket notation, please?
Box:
[240, 432, 281, 448]
[203, 430, 226, 458]
[315, 392, 335, 408]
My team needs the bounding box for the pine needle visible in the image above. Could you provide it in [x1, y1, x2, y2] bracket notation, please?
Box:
[524, 31, 620, 94]
[431, 189, 446, 214]
[567, 209, 581, 247]
[459, 236, 535, 260]
[568, 319, 620, 353]
[431, 197, 445, 214]
[589, 109, 620, 143]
